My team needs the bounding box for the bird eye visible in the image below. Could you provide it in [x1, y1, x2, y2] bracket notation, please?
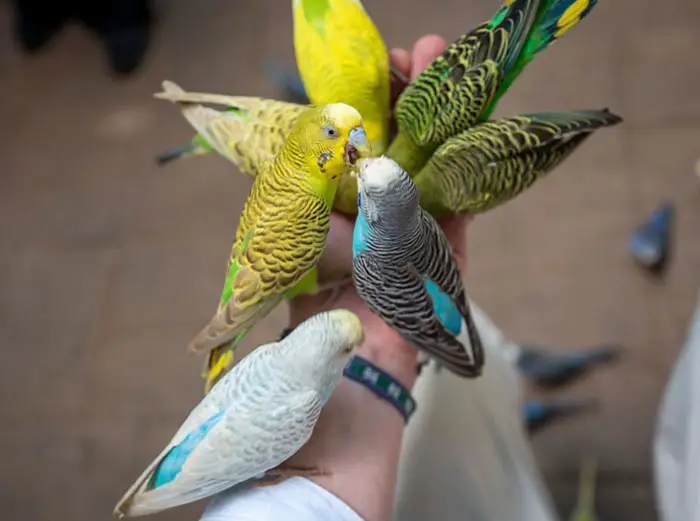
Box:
[323, 125, 338, 138]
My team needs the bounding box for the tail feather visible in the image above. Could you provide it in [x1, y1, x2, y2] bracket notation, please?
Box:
[187, 295, 280, 356]
[491, 0, 543, 77]
[155, 80, 250, 109]
[155, 140, 208, 166]
[525, 108, 622, 131]
[487, 0, 600, 116]
[459, 297, 486, 373]
[113, 443, 177, 517]
[532, 0, 598, 54]
[203, 345, 236, 394]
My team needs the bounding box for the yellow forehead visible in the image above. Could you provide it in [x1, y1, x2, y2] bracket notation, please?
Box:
[321, 103, 363, 131]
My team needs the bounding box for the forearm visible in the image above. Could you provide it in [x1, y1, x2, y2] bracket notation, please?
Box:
[288, 299, 418, 521]
[303, 379, 406, 521]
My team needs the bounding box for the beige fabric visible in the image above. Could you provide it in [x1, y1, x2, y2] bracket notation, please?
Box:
[394, 300, 559, 521]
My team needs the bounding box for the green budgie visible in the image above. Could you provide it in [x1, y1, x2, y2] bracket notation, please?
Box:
[190, 103, 371, 394]
[414, 109, 622, 217]
[352, 156, 484, 377]
[114, 310, 364, 518]
[387, 0, 599, 175]
[569, 456, 600, 521]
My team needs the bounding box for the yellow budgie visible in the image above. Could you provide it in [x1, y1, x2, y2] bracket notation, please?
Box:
[292, 0, 390, 154]
[189, 103, 371, 393]
[156, 1, 390, 214]
[156, 81, 369, 215]
[292, 0, 390, 212]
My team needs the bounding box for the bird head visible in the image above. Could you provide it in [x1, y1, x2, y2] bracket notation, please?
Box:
[280, 309, 364, 394]
[354, 155, 419, 226]
[292, 103, 372, 183]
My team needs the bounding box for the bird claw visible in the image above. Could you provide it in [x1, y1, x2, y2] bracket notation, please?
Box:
[253, 465, 329, 487]
[416, 352, 431, 375]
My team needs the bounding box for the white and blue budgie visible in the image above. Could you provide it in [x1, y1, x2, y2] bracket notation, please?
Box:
[351, 156, 484, 377]
[113, 310, 364, 518]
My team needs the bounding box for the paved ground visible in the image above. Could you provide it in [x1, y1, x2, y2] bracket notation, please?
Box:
[1, 0, 699, 520]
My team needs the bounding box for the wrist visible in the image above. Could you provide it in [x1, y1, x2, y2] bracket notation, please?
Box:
[354, 320, 418, 390]
[288, 288, 419, 389]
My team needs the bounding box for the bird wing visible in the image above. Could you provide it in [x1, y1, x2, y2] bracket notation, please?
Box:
[188, 196, 330, 354]
[115, 386, 320, 517]
[353, 251, 481, 376]
[155, 80, 306, 175]
[419, 212, 485, 372]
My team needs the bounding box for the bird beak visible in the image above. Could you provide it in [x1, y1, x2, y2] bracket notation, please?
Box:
[351, 157, 372, 180]
[344, 126, 372, 169]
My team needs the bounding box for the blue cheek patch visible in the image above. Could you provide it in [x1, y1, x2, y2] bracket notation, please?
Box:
[357, 192, 362, 208]
[352, 210, 371, 257]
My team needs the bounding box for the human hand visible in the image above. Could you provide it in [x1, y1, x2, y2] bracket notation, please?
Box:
[284, 36, 473, 521]
[290, 34, 470, 390]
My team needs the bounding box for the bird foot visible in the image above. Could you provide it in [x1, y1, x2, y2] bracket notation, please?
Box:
[416, 352, 431, 375]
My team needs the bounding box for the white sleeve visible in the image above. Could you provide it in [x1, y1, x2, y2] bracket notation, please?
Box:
[199, 477, 365, 521]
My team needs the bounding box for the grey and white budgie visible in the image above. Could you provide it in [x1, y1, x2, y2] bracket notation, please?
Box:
[352, 156, 484, 377]
[113, 309, 364, 518]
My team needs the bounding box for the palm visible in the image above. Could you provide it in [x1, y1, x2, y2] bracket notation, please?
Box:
[289, 35, 469, 381]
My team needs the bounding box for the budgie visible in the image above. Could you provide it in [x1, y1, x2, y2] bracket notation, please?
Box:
[154, 81, 306, 173]
[388, 0, 600, 175]
[352, 156, 484, 377]
[569, 456, 600, 521]
[190, 103, 371, 393]
[414, 109, 623, 217]
[516, 342, 623, 388]
[113, 310, 365, 518]
[292, 0, 390, 155]
[292, 0, 389, 213]
[628, 202, 674, 274]
[524, 398, 598, 434]
[154, 81, 368, 216]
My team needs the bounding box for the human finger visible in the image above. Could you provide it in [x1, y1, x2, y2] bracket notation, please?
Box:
[389, 48, 411, 104]
[410, 34, 448, 79]
[436, 214, 472, 269]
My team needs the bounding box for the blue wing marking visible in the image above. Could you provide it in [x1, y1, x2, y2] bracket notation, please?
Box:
[150, 410, 226, 489]
[423, 278, 463, 336]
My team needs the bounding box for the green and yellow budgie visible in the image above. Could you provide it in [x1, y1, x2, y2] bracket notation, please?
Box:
[292, 0, 391, 212]
[415, 108, 622, 217]
[388, 0, 600, 175]
[154, 81, 306, 175]
[188, 103, 371, 393]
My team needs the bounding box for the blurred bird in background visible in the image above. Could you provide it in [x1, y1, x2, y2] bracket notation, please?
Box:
[516, 343, 624, 388]
[524, 398, 599, 434]
[568, 457, 600, 521]
[628, 202, 675, 275]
